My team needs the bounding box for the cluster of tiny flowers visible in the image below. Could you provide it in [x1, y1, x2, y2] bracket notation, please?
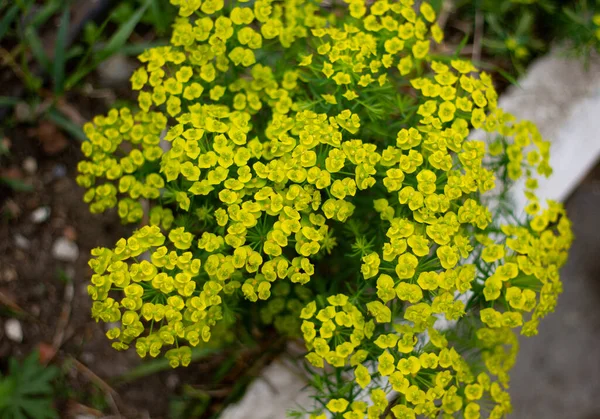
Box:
[79, 0, 573, 417]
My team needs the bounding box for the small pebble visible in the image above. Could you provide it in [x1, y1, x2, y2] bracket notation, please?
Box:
[30, 206, 51, 224]
[80, 352, 95, 364]
[22, 157, 37, 175]
[1, 267, 17, 282]
[166, 374, 180, 390]
[13, 233, 30, 250]
[52, 164, 67, 179]
[14, 102, 32, 123]
[97, 55, 137, 87]
[5, 319, 23, 342]
[52, 237, 79, 262]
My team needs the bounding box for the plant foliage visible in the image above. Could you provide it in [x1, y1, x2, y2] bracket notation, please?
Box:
[78, 0, 573, 417]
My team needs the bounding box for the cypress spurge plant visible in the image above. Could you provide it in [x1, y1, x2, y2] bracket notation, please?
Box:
[77, 0, 573, 417]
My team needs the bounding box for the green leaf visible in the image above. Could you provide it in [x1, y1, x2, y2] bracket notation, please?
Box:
[21, 398, 58, 419]
[0, 351, 59, 419]
[496, 67, 521, 88]
[0, 4, 19, 42]
[149, 0, 169, 34]
[24, 27, 51, 74]
[53, 7, 70, 95]
[46, 109, 87, 142]
[563, 7, 586, 25]
[66, 45, 84, 61]
[0, 96, 19, 108]
[0, 178, 34, 192]
[96, 0, 150, 63]
[516, 11, 533, 37]
[119, 40, 168, 56]
[29, 0, 62, 28]
[114, 347, 217, 384]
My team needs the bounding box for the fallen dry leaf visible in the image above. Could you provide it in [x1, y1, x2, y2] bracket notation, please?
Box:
[33, 121, 69, 155]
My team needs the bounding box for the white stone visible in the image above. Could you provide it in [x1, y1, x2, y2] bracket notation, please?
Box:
[22, 157, 37, 175]
[13, 233, 30, 250]
[221, 358, 314, 419]
[30, 206, 51, 224]
[52, 237, 79, 262]
[498, 50, 600, 212]
[97, 55, 137, 87]
[5, 318, 23, 342]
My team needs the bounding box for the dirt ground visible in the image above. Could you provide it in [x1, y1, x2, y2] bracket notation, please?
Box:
[0, 118, 173, 417]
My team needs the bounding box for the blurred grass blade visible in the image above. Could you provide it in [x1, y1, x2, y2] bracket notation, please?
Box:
[149, 0, 168, 34]
[114, 348, 217, 384]
[66, 45, 84, 60]
[24, 27, 51, 74]
[563, 7, 585, 25]
[1, 177, 34, 192]
[0, 4, 19, 41]
[497, 68, 521, 88]
[97, 0, 150, 62]
[29, 0, 62, 28]
[46, 108, 87, 142]
[53, 7, 70, 95]
[119, 40, 167, 56]
[0, 96, 19, 108]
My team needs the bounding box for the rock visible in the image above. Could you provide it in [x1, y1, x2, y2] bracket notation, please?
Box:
[52, 164, 67, 179]
[221, 355, 314, 419]
[22, 157, 38, 175]
[14, 102, 33, 123]
[166, 374, 180, 390]
[5, 319, 23, 342]
[30, 206, 51, 223]
[52, 237, 79, 262]
[81, 352, 95, 364]
[0, 267, 17, 282]
[13, 233, 30, 250]
[498, 49, 600, 212]
[97, 55, 137, 87]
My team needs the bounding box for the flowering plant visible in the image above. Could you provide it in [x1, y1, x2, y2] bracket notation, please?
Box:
[77, 0, 573, 417]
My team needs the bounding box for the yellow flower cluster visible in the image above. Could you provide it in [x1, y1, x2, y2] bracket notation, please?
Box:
[80, 0, 573, 417]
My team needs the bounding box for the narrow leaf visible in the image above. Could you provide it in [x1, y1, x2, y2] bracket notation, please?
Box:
[0, 177, 34, 192]
[97, 0, 150, 62]
[53, 7, 70, 95]
[114, 348, 217, 384]
[0, 96, 19, 108]
[149, 0, 168, 34]
[0, 4, 19, 41]
[29, 0, 61, 28]
[46, 109, 87, 142]
[497, 67, 521, 88]
[119, 40, 167, 56]
[24, 27, 51, 74]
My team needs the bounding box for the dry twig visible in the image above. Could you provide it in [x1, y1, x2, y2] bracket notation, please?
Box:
[69, 356, 123, 418]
